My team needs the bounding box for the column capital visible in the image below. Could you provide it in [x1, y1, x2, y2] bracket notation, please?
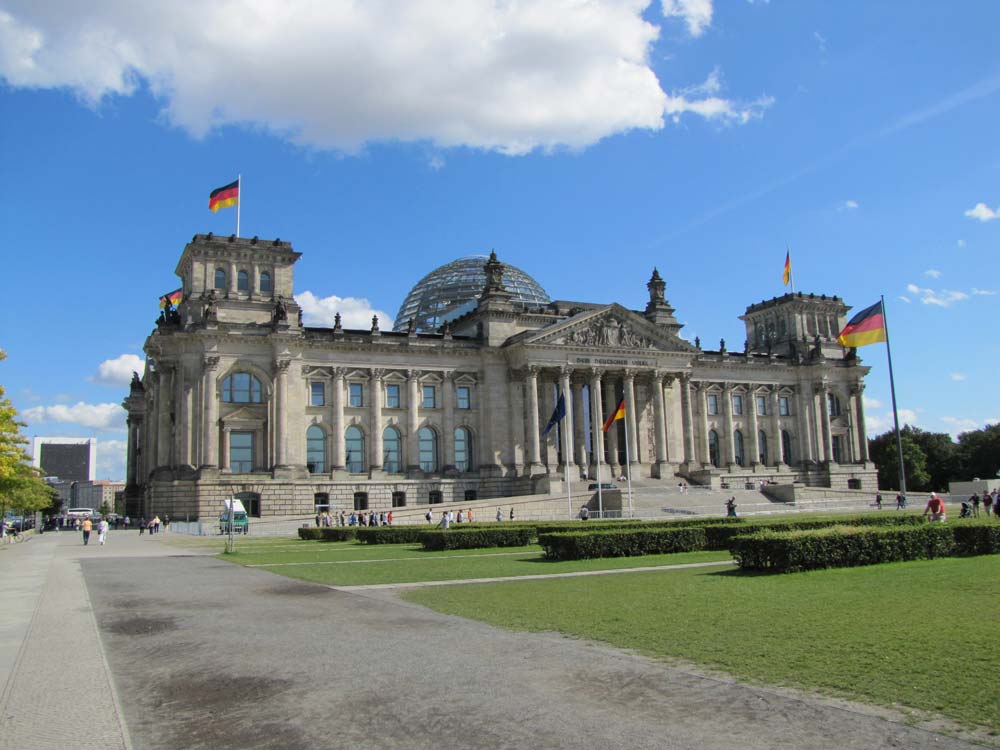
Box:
[203, 356, 220, 371]
[623, 368, 636, 381]
[274, 359, 292, 373]
[588, 366, 604, 381]
[526, 365, 540, 378]
[559, 364, 574, 378]
[442, 370, 454, 382]
[332, 366, 346, 379]
[406, 368, 422, 381]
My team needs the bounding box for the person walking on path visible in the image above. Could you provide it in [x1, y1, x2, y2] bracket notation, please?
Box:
[98, 517, 109, 546]
[895, 493, 906, 510]
[139, 517, 147, 535]
[81, 517, 93, 545]
[875, 492, 883, 510]
[985, 492, 994, 517]
[970, 493, 981, 517]
[725, 497, 737, 518]
[496, 507, 502, 522]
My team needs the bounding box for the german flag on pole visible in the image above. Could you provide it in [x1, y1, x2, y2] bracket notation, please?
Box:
[837, 301, 886, 348]
[209, 179, 239, 212]
[602, 399, 625, 432]
[782, 251, 791, 286]
[159, 288, 182, 309]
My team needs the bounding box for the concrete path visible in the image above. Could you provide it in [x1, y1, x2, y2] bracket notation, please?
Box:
[0, 531, 985, 749]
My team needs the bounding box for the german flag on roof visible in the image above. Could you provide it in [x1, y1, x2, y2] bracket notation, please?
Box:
[837, 301, 886, 348]
[159, 288, 182, 309]
[209, 179, 239, 212]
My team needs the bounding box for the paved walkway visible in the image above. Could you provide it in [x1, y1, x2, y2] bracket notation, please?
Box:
[0, 531, 986, 749]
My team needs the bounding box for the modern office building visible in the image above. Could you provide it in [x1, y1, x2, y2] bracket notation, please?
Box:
[123, 233, 876, 520]
[32, 437, 97, 483]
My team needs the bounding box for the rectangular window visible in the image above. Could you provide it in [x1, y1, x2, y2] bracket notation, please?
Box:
[385, 383, 400, 409]
[428, 490, 443, 504]
[391, 491, 406, 508]
[422, 385, 436, 408]
[456, 386, 471, 410]
[353, 492, 368, 511]
[229, 431, 253, 473]
[310, 382, 325, 407]
[707, 394, 719, 416]
[464, 489, 478, 502]
[756, 396, 767, 416]
[732, 395, 743, 416]
[349, 383, 363, 407]
[779, 397, 790, 416]
[832, 435, 843, 463]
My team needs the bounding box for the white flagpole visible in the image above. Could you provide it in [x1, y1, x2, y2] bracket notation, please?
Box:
[596, 450, 604, 519]
[236, 174, 241, 238]
[623, 414, 634, 518]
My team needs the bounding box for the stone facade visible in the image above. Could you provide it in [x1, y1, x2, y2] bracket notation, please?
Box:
[124, 235, 877, 521]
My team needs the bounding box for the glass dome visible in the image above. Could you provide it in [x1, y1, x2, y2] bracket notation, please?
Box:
[393, 255, 550, 333]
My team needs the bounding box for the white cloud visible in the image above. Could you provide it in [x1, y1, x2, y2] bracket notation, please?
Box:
[427, 155, 446, 171]
[0, 1, 766, 156]
[949, 372, 966, 381]
[923, 268, 941, 279]
[905, 283, 969, 307]
[865, 413, 892, 436]
[661, 0, 713, 37]
[838, 199, 859, 211]
[92, 353, 145, 387]
[664, 68, 774, 125]
[96, 439, 127, 480]
[957, 239, 966, 248]
[23, 402, 126, 431]
[897, 408, 919, 426]
[863, 395, 882, 410]
[295, 291, 394, 330]
[964, 202, 999, 222]
[897, 295, 911, 304]
[813, 31, 827, 53]
[941, 416, 998, 439]
[972, 288, 997, 296]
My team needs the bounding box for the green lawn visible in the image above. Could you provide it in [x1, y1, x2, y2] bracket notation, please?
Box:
[218, 539, 731, 586]
[403, 554, 1000, 733]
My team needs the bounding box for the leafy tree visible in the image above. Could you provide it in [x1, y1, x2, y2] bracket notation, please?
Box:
[0, 350, 54, 517]
[956, 423, 1000, 483]
[868, 428, 931, 491]
[903, 427, 959, 491]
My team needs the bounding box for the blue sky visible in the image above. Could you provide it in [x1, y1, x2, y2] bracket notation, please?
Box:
[2, 0, 998, 480]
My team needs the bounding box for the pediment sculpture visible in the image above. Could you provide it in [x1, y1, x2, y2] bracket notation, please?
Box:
[557, 316, 655, 349]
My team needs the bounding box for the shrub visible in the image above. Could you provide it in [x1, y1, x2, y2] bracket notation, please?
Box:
[421, 527, 535, 550]
[950, 521, 1000, 556]
[356, 527, 427, 544]
[297, 527, 356, 542]
[730, 524, 955, 573]
[538, 527, 708, 560]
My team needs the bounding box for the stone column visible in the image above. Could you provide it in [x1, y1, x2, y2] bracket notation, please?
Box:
[797, 384, 815, 463]
[229, 261, 238, 296]
[588, 369, 605, 477]
[652, 372, 668, 468]
[560, 367, 575, 471]
[202, 357, 220, 467]
[819, 380, 834, 463]
[126, 417, 138, 485]
[509, 371, 526, 474]
[623, 371, 639, 466]
[174, 363, 187, 467]
[332, 368, 345, 471]
[769, 386, 782, 466]
[722, 383, 736, 466]
[748, 387, 761, 465]
[370, 368, 384, 471]
[681, 376, 696, 466]
[526, 366, 542, 472]
[156, 366, 172, 468]
[407, 370, 420, 473]
[572, 379, 587, 470]
[604, 375, 620, 473]
[698, 382, 710, 467]
[274, 359, 290, 467]
[854, 383, 869, 461]
[443, 372, 456, 473]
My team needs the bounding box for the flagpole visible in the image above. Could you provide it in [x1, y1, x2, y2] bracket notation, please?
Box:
[596, 449, 604, 520]
[881, 295, 907, 498]
[236, 174, 241, 238]
[786, 244, 795, 294]
[623, 417, 634, 518]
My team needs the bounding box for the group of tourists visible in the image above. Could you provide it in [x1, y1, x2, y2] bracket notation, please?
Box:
[315, 510, 394, 527]
[80, 516, 110, 546]
[430, 508, 478, 528]
[138, 516, 165, 535]
[959, 489, 998, 519]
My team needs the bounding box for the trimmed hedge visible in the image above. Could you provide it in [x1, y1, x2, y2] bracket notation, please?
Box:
[297, 527, 357, 542]
[730, 524, 956, 573]
[356, 526, 428, 544]
[421, 527, 535, 551]
[539, 526, 708, 560]
[951, 522, 1000, 556]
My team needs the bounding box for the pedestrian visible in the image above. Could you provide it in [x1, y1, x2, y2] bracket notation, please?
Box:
[139, 517, 146, 535]
[456, 509, 464, 524]
[580, 505, 590, 520]
[98, 517, 109, 546]
[315, 512, 321, 527]
[875, 492, 882, 510]
[923, 492, 947, 522]
[496, 507, 502, 522]
[387, 511, 393, 526]
[984, 492, 993, 517]
[163, 515, 170, 533]
[467, 509, 473, 523]
[82, 517, 93, 545]
[340, 510, 346, 526]
[380, 511, 387, 526]
[348, 511, 357, 526]
[725, 496, 737, 518]
[447, 509, 454, 525]
[425, 509, 433, 524]
[439, 511, 450, 530]
[971, 493, 981, 517]
[124, 516, 130, 530]
[895, 492, 906, 510]
[509, 507, 515, 521]
[152, 515, 161, 534]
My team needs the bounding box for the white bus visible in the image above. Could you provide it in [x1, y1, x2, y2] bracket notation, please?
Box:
[66, 507, 95, 519]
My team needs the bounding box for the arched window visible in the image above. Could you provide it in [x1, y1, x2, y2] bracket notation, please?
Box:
[734, 429, 745, 466]
[222, 372, 263, 403]
[454, 427, 473, 472]
[237, 270, 249, 291]
[215, 268, 227, 290]
[345, 426, 365, 473]
[383, 426, 402, 473]
[782, 430, 793, 465]
[758, 430, 768, 466]
[259, 271, 272, 294]
[708, 430, 720, 468]
[306, 425, 326, 473]
[418, 427, 437, 473]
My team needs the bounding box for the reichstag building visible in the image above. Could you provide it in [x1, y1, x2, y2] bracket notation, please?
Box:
[123, 233, 876, 519]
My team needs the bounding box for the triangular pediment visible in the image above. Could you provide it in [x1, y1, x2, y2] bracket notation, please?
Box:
[221, 404, 267, 423]
[519, 304, 696, 353]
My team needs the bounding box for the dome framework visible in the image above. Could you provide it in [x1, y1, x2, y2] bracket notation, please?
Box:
[393, 255, 550, 332]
